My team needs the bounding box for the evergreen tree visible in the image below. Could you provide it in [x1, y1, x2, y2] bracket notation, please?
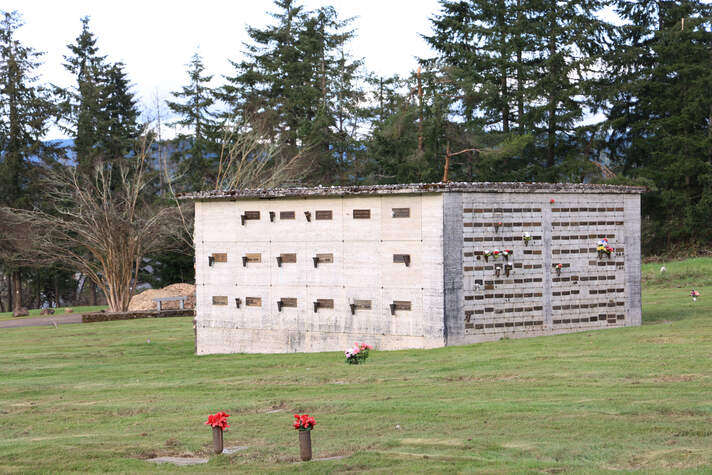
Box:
[60, 17, 141, 173]
[102, 61, 141, 160]
[607, 0, 712, 249]
[527, 0, 613, 177]
[424, 0, 532, 133]
[424, 0, 613, 181]
[220, 0, 363, 183]
[166, 52, 218, 191]
[0, 10, 58, 313]
[60, 16, 107, 174]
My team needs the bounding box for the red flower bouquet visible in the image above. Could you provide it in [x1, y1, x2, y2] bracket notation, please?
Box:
[205, 411, 230, 431]
[293, 414, 316, 431]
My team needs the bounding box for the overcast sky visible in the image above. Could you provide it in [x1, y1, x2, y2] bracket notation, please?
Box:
[5, 0, 441, 138]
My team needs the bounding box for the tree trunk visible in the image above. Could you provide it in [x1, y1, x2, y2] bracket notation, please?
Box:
[547, 21, 557, 170]
[516, 0, 524, 133]
[75, 273, 86, 306]
[54, 274, 60, 308]
[91, 281, 97, 306]
[497, 0, 510, 133]
[8, 272, 13, 311]
[12, 270, 22, 313]
[36, 272, 41, 309]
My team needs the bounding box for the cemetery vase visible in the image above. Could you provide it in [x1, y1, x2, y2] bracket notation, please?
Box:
[299, 430, 312, 461]
[212, 427, 224, 454]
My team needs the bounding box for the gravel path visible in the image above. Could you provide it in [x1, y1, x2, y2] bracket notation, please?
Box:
[0, 314, 82, 329]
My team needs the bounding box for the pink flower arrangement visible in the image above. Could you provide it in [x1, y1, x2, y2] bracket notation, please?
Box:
[345, 342, 373, 364]
[205, 411, 230, 431]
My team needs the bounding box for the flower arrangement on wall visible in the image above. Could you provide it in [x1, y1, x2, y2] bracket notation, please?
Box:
[597, 238, 615, 258]
[483, 249, 501, 262]
[523, 232, 532, 246]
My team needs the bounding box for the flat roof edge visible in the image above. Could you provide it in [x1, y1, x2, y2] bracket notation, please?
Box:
[178, 182, 646, 201]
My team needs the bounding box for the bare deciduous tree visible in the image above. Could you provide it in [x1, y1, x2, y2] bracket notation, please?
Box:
[213, 118, 306, 191]
[11, 138, 179, 312]
[166, 117, 308, 249]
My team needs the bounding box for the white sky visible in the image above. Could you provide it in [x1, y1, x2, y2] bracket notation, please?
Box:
[5, 0, 441, 139]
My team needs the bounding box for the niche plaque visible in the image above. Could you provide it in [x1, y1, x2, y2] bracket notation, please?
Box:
[280, 211, 295, 220]
[392, 207, 411, 218]
[212, 296, 228, 305]
[211, 253, 228, 263]
[279, 253, 297, 263]
[353, 299, 372, 310]
[244, 253, 261, 263]
[393, 254, 411, 266]
[315, 210, 333, 220]
[316, 253, 333, 263]
[245, 297, 261, 307]
[353, 209, 371, 219]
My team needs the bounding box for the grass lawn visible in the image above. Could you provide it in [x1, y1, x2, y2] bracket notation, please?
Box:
[1, 262, 711, 473]
[0, 306, 107, 322]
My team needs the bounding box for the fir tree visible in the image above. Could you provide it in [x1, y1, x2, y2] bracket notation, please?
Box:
[526, 0, 613, 176]
[0, 10, 59, 313]
[607, 0, 712, 249]
[102, 61, 141, 160]
[60, 16, 108, 174]
[60, 17, 141, 173]
[166, 52, 218, 190]
[220, 0, 363, 183]
[424, 0, 532, 133]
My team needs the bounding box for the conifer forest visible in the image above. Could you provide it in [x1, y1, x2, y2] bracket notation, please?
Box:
[1, 0, 711, 312]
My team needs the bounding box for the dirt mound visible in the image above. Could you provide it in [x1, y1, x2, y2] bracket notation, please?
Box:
[128, 283, 196, 311]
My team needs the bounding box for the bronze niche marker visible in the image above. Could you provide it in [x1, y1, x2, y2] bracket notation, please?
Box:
[212, 296, 228, 306]
[392, 208, 410, 218]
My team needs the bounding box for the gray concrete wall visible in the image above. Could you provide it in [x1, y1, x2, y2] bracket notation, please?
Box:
[194, 194, 445, 354]
[450, 192, 641, 345]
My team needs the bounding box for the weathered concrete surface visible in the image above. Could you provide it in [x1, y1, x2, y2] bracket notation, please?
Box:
[180, 182, 646, 202]
[146, 456, 208, 466]
[223, 445, 249, 454]
[625, 194, 643, 326]
[195, 193, 446, 354]
[443, 192, 464, 346]
[192, 186, 642, 355]
[456, 192, 639, 344]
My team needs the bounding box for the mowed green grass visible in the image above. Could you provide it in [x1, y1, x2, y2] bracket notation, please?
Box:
[0, 306, 106, 322]
[1, 263, 711, 473]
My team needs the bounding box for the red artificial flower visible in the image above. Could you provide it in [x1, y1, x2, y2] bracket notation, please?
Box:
[550, 199, 555, 204]
[294, 414, 316, 431]
[205, 411, 230, 430]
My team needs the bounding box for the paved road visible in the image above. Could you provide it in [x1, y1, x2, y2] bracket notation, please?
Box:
[0, 314, 82, 329]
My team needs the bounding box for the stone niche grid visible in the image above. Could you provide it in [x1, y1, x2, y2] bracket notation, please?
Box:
[180, 182, 643, 354]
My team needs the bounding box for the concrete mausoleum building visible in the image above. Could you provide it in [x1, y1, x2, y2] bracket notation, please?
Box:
[181, 182, 644, 355]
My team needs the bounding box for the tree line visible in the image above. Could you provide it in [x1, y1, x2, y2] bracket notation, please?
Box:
[1, 0, 711, 313]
